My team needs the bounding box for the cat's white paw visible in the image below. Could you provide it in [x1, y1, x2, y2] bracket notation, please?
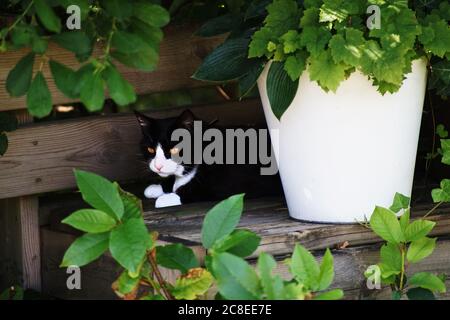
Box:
[155, 193, 181, 208]
[144, 184, 164, 199]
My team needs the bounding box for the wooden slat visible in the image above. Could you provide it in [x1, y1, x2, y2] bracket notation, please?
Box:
[0, 100, 265, 199]
[141, 198, 450, 258]
[0, 25, 223, 111]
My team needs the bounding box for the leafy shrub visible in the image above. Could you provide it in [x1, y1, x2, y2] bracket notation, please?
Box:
[60, 169, 343, 300]
[194, 0, 450, 118]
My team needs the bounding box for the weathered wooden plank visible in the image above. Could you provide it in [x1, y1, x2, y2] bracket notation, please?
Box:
[141, 198, 450, 258]
[0, 196, 41, 291]
[0, 25, 223, 112]
[40, 227, 450, 300]
[0, 100, 264, 199]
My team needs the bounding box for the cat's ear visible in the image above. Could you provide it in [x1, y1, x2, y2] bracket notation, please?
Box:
[176, 109, 195, 129]
[134, 111, 154, 129]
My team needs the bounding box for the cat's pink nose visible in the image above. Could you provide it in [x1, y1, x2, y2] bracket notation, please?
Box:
[155, 163, 163, 171]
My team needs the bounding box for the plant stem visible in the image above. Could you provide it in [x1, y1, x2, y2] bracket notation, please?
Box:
[6, 0, 34, 34]
[147, 250, 174, 300]
[399, 244, 406, 291]
[423, 201, 443, 218]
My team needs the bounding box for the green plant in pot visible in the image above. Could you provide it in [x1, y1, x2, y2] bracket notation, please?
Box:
[193, 0, 450, 223]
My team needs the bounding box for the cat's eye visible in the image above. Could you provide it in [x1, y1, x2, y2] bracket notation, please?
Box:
[147, 147, 155, 154]
[170, 147, 179, 155]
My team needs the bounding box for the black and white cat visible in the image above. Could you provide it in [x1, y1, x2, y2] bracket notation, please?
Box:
[134, 110, 282, 208]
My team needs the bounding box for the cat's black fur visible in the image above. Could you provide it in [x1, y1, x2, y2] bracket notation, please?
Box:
[135, 109, 283, 204]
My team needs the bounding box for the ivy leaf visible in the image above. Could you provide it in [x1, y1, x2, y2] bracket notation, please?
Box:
[156, 244, 199, 274]
[419, 19, 450, 58]
[74, 169, 124, 220]
[61, 232, 109, 267]
[408, 272, 446, 293]
[309, 50, 348, 92]
[290, 244, 320, 290]
[201, 194, 244, 249]
[436, 124, 448, 138]
[267, 61, 299, 119]
[212, 229, 261, 258]
[80, 70, 105, 112]
[369, 206, 404, 244]
[300, 26, 331, 56]
[109, 218, 150, 277]
[257, 252, 285, 300]
[212, 252, 262, 300]
[103, 65, 136, 106]
[171, 268, 213, 300]
[329, 28, 365, 67]
[407, 237, 436, 263]
[34, 0, 61, 33]
[284, 50, 307, 81]
[62, 209, 117, 233]
[431, 179, 450, 202]
[389, 193, 410, 213]
[440, 139, 450, 165]
[27, 71, 53, 118]
[6, 53, 35, 97]
[404, 220, 435, 242]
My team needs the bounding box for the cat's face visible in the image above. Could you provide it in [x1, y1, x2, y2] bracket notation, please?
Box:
[135, 110, 195, 178]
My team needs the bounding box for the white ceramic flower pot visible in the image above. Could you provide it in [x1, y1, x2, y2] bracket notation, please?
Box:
[257, 59, 428, 223]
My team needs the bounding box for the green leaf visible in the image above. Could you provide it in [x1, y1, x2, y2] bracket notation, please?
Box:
[290, 244, 320, 290]
[74, 169, 124, 220]
[266, 61, 299, 119]
[61, 232, 109, 267]
[238, 60, 265, 98]
[109, 218, 150, 277]
[380, 242, 402, 272]
[257, 252, 285, 300]
[309, 50, 348, 92]
[284, 51, 307, 81]
[118, 186, 143, 221]
[389, 193, 410, 213]
[193, 37, 255, 82]
[212, 229, 261, 258]
[27, 71, 53, 118]
[103, 65, 136, 106]
[34, 0, 62, 33]
[369, 206, 404, 244]
[391, 291, 402, 300]
[0, 112, 18, 132]
[62, 209, 117, 233]
[212, 252, 262, 300]
[406, 287, 436, 300]
[130, 20, 163, 51]
[49, 60, 79, 99]
[6, 53, 35, 97]
[313, 289, 344, 300]
[80, 70, 105, 112]
[111, 30, 150, 54]
[201, 194, 244, 249]
[436, 124, 448, 138]
[196, 13, 241, 37]
[52, 31, 92, 62]
[408, 272, 446, 293]
[103, 0, 133, 20]
[0, 133, 8, 156]
[156, 244, 199, 274]
[432, 179, 450, 202]
[317, 248, 334, 291]
[114, 271, 140, 295]
[171, 268, 213, 300]
[133, 2, 170, 28]
[404, 220, 435, 242]
[407, 237, 436, 263]
[419, 19, 450, 58]
[441, 139, 450, 165]
[399, 209, 410, 233]
[111, 47, 159, 72]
